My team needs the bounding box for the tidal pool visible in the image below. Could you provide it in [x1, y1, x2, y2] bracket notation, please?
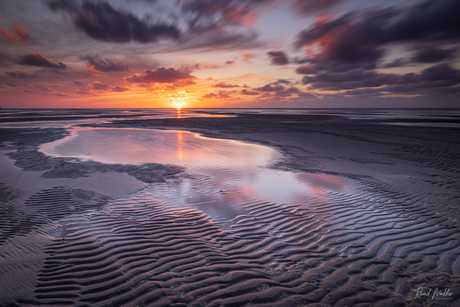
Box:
[40, 128, 348, 220]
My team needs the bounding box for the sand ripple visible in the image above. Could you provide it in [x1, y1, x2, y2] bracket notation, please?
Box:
[2, 175, 455, 307]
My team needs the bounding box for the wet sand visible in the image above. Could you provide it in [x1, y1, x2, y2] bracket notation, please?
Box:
[1, 110, 459, 306]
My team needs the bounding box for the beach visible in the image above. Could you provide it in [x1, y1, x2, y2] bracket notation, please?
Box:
[0, 109, 459, 307]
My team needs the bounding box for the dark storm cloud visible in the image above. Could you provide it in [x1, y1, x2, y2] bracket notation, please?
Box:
[125, 67, 195, 86]
[290, 0, 343, 15]
[16, 53, 67, 69]
[179, 0, 275, 27]
[171, 0, 273, 51]
[412, 45, 457, 63]
[267, 51, 289, 65]
[212, 82, 240, 88]
[420, 63, 460, 83]
[302, 64, 460, 91]
[240, 89, 259, 95]
[381, 59, 406, 69]
[7, 71, 37, 78]
[254, 84, 285, 92]
[48, 0, 180, 43]
[82, 55, 129, 72]
[296, 65, 317, 75]
[179, 28, 261, 52]
[47, 0, 264, 51]
[296, 61, 376, 74]
[294, 0, 460, 65]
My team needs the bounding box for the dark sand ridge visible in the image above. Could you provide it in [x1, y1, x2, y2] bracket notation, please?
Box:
[1, 113, 459, 306]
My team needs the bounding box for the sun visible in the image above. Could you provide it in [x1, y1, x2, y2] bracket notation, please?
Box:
[177, 104, 182, 109]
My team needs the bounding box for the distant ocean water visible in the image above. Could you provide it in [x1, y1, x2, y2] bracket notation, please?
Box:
[0, 108, 459, 128]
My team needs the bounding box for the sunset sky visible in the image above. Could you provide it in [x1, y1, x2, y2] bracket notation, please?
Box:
[1, 0, 459, 108]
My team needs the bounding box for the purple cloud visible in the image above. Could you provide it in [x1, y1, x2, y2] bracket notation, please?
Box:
[202, 90, 231, 99]
[16, 53, 67, 69]
[267, 51, 289, 65]
[83, 55, 129, 72]
[125, 67, 195, 86]
[241, 89, 259, 95]
[49, 0, 180, 43]
[212, 82, 240, 88]
[254, 84, 285, 92]
[7, 71, 37, 78]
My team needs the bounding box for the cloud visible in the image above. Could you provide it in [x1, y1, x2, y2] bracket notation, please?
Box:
[52, 92, 70, 97]
[72, 80, 129, 93]
[49, 0, 180, 43]
[290, 0, 343, 15]
[125, 67, 195, 87]
[302, 64, 460, 91]
[0, 22, 31, 45]
[7, 71, 37, 78]
[73, 80, 84, 87]
[274, 87, 301, 97]
[0, 81, 19, 88]
[412, 45, 458, 64]
[241, 52, 256, 63]
[90, 81, 110, 91]
[82, 55, 129, 72]
[35, 85, 52, 92]
[225, 60, 236, 65]
[240, 89, 259, 95]
[212, 82, 240, 88]
[111, 86, 130, 92]
[16, 53, 67, 69]
[381, 59, 406, 69]
[296, 60, 378, 76]
[47, 0, 265, 52]
[254, 84, 285, 91]
[294, 0, 460, 66]
[202, 90, 231, 99]
[421, 64, 460, 83]
[298, 91, 317, 99]
[275, 79, 292, 85]
[296, 65, 317, 74]
[179, 0, 275, 27]
[267, 50, 289, 65]
[182, 63, 222, 71]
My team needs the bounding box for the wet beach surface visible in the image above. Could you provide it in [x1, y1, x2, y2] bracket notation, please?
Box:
[1, 109, 459, 306]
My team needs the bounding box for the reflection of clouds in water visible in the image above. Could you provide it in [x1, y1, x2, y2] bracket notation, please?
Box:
[41, 127, 349, 221]
[41, 128, 277, 167]
[296, 173, 348, 193]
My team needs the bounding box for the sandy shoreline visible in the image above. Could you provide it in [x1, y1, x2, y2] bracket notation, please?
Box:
[1, 112, 459, 306]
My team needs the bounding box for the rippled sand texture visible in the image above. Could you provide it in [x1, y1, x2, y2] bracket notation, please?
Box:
[9, 177, 458, 307]
[1, 112, 460, 307]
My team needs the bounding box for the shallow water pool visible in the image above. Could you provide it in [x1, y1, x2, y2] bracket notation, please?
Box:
[40, 128, 349, 220]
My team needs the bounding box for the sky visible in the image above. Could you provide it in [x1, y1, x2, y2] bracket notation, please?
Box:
[0, 0, 459, 108]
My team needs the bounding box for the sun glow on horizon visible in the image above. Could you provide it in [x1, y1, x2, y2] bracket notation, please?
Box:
[177, 104, 182, 109]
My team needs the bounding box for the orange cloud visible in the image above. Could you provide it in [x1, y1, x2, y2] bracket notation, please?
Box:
[241, 52, 256, 63]
[0, 22, 31, 45]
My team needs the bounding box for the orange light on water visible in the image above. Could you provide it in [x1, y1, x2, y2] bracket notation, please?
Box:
[177, 131, 183, 161]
